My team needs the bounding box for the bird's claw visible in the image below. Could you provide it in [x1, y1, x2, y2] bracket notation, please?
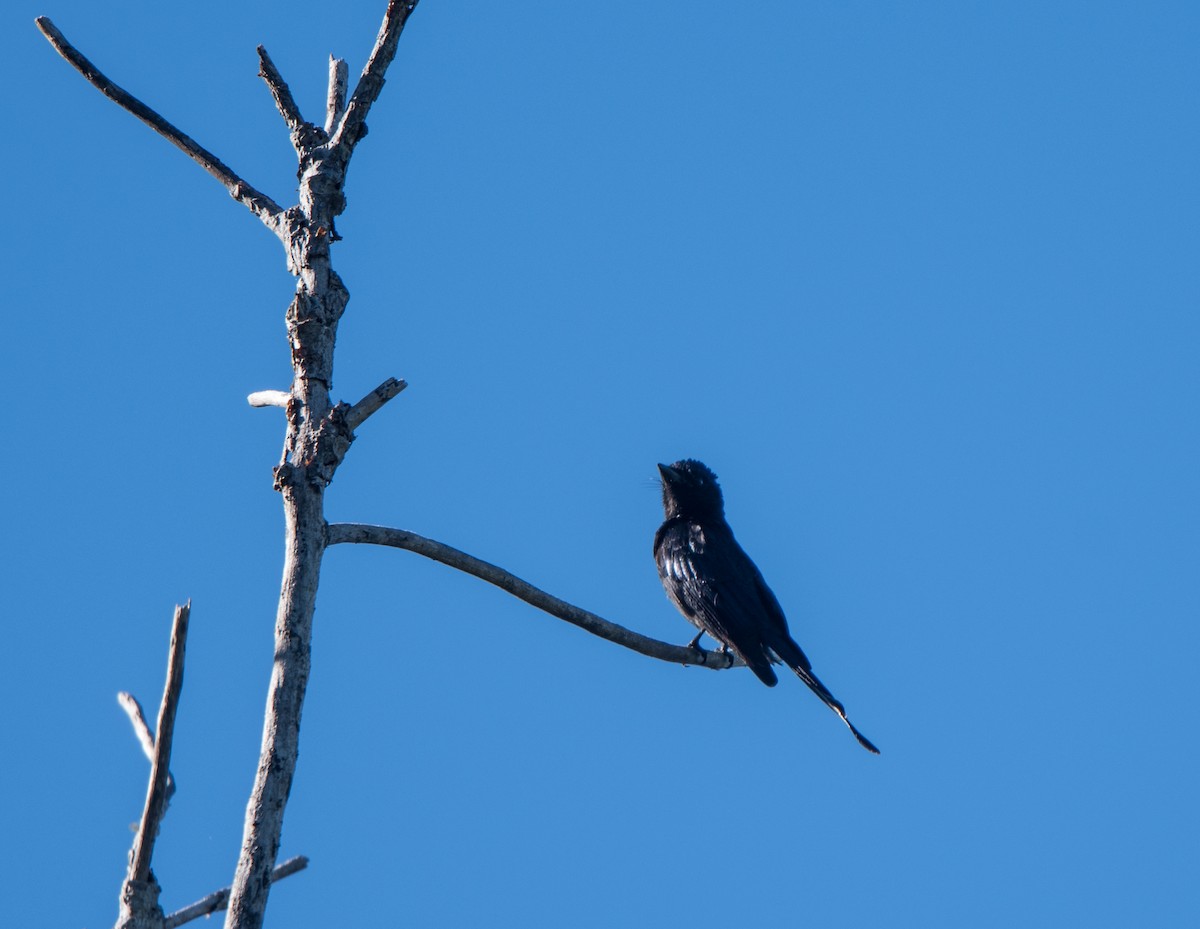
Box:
[682, 633, 707, 666]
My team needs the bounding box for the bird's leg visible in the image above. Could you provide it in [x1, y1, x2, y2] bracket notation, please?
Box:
[680, 631, 707, 667]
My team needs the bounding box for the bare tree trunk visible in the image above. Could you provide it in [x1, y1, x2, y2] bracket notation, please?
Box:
[223, 10, 414, 923]
[227, 482, 327, 927]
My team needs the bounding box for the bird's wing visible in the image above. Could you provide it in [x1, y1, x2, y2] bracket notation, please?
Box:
[655, 520, 779, 685]
[750, 568, 814, 672]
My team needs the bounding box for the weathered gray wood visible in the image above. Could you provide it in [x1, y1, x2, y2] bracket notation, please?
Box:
[345, 377, 408, 431]
[117, 692, 176, 803]
[36, 7, 420, 923]
[223, 7, 422, 927]
[115, 603, 190, 929]
[163, 858, 308, 929]
[325, 57, 350, 137]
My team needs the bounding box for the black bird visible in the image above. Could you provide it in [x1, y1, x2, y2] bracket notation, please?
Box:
[654, 459, 879, 754]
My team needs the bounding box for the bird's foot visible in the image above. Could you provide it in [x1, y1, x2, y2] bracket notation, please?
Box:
[682, 633, 706, 666]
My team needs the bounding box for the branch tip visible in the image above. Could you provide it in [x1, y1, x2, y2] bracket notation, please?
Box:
[344, 377, 407, 431]
[257, 45, 310, 143]
[248, 390, 293, 409]
[331, 0, 422, 151]
[325, 57, 350, 135]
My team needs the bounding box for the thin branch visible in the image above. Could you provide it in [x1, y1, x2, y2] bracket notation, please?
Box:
[330, 1, 421, 151]
[128, 603, 190, 884]
[117, 692, 176, 802]
[35, 17, 285, 231]
[247, 390, 292, 408]
[344, 377, 407, 431]
[117, 692, 157, 761]
[324, 57, 349, 136]
[257, 46, 326, 152]
[325, 524, 741, 671]
[256, 47, 305, 133]
[163, 857, 308, 929]
[115, 602, 191, 929]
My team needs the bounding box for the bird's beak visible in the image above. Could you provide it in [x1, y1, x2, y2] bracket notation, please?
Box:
[657, 463, 678, 482]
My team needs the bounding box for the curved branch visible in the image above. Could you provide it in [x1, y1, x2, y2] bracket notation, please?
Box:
[325, 523, 741, 671]
[35, 17, 285, 232]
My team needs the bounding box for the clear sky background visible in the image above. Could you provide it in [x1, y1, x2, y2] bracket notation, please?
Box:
[4, 1, 1198, 927]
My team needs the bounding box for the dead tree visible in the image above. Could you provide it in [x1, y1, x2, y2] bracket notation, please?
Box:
[37, 4, 739, 927]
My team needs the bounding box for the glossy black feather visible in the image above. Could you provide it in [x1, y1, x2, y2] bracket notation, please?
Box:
[654, 459, 880, 754]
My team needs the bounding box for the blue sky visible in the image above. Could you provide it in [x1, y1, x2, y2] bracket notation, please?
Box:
[5, 1, 1198, 926]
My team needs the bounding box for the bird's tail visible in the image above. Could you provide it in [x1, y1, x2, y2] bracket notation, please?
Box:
[771, 637, 880, 754]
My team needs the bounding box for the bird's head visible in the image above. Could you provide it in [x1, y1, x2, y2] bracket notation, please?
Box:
[657, 459, 725, 521]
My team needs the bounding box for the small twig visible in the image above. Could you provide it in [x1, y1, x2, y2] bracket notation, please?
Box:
[325, 524, 741, 671]
[117, 692, 176, 802]
[344, 377, 407, 431]
[247, 390, 293, 409]
[35, 17, 285, 231]
[331, 1, 421, 150]
[117, 692, 157, 761]
[162, 857, 308, 929]
[325, 57, 349, 136]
